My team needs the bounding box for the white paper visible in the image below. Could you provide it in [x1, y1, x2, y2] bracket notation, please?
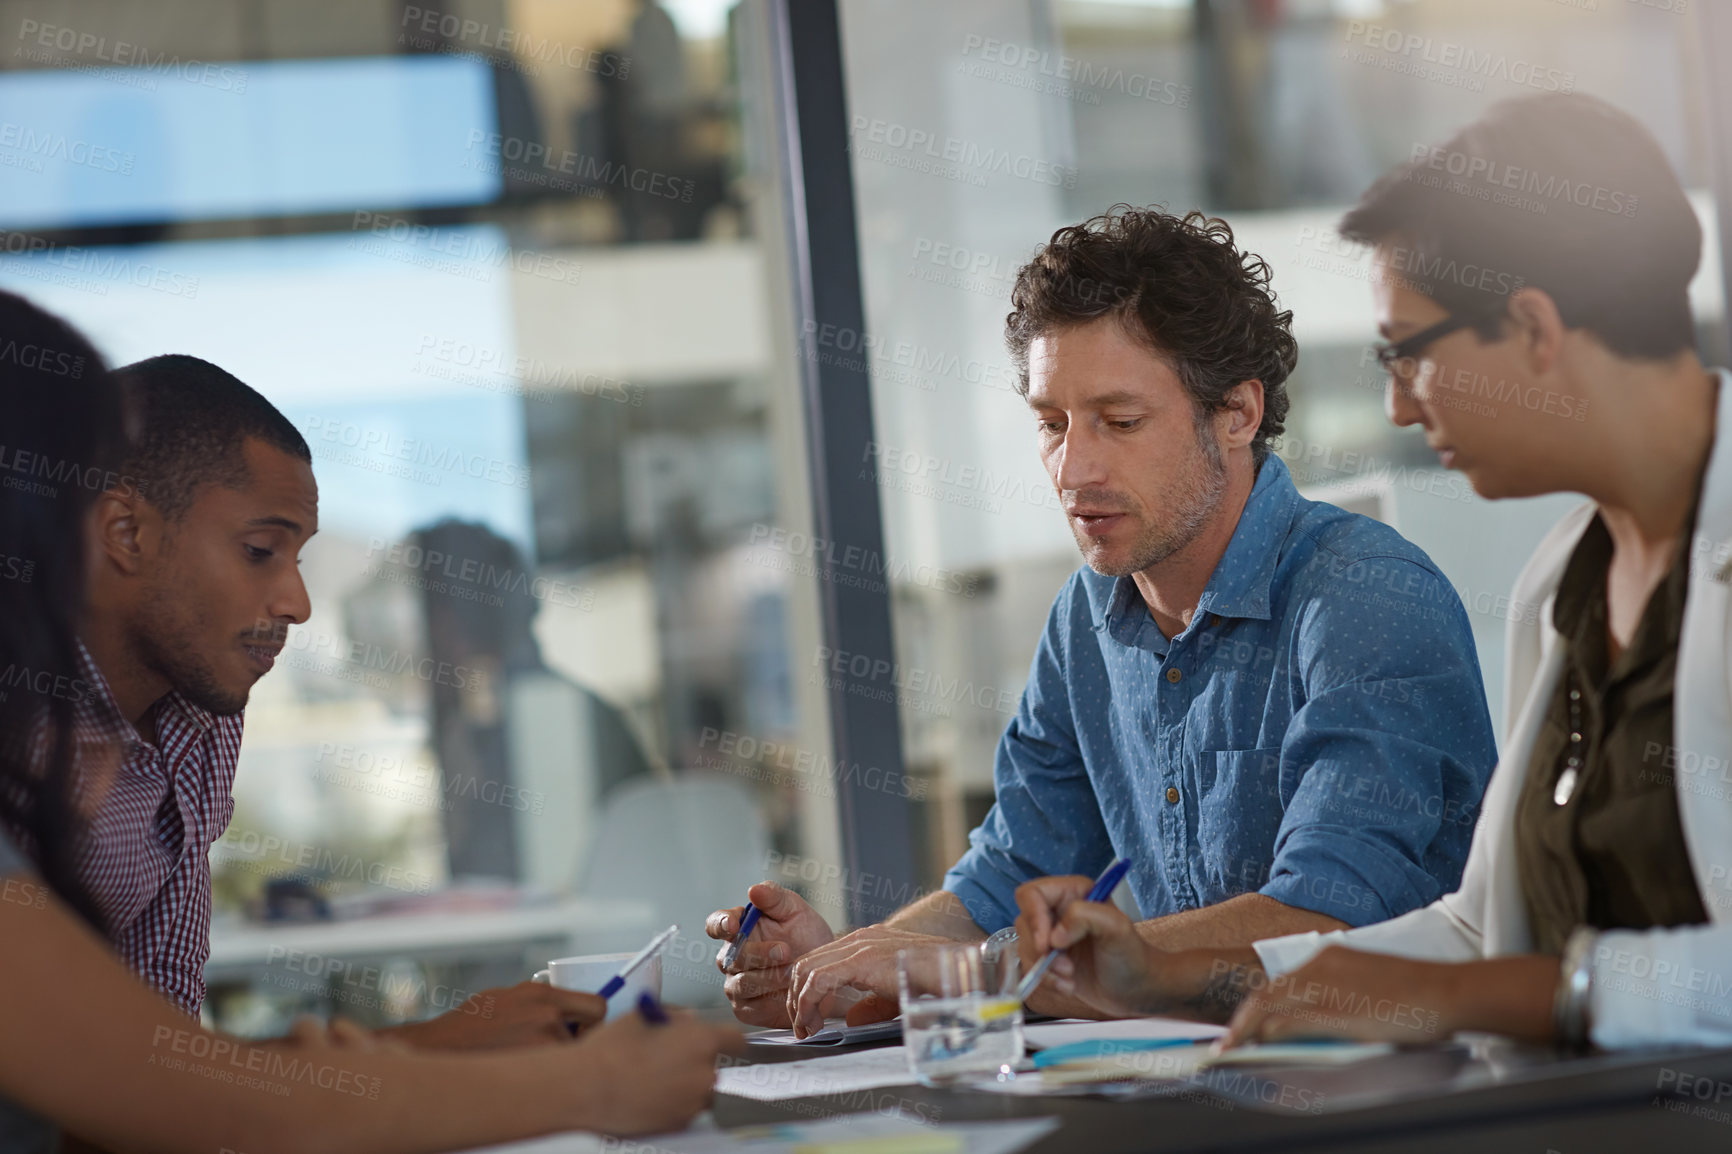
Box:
[633, 1115, 1055, 1154]
[1207, 1041, 1394, 1067]
[1022, 1016, 1226, 1049]
[716, 1046, 918, 1101]
[747, 1019, 903, 1046]
[456, 1114, 1059, 1154]
[950, 1117, 1061, 1154]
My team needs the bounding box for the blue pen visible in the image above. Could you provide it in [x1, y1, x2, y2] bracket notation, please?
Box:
[1016, 857, 1132, 1003]
[637, 990, 670, 1025]
[597, 923, 679, 1000]
[719, 902, 762, 970]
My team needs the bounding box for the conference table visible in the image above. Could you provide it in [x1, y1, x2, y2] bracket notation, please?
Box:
[712, 1032, 1732, 1153]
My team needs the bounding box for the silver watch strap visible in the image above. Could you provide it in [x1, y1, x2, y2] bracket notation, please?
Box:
[1552, 926, 1597, 1051]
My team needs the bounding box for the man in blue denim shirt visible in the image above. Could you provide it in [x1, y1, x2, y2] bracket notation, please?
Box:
[944, 453, 1492, 935]
[709, 208, 1497, 1036]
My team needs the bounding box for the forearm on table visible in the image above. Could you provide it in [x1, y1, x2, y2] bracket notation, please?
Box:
[371, 1020, 419, 1044]
[1125, 946, 1268, 1024]
[1441, 955, 1558, 1043]
[0, 897, 582, 1154]
[881, 889, 988, 941]
[1133, 946, 1560, 1036]
[216, 1050, 589, 1154]
[370, 1014, 485, 1050]
[45, 999, 584, 1154]
[1134, 893, 1348, 953]
[1110, 895, 1347, 1024]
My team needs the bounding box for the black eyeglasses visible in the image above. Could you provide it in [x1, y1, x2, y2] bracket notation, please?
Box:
[1372, 314, 1476, 374]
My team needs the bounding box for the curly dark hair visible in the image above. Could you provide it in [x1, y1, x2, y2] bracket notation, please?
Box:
[1005, 206, 1297, 465]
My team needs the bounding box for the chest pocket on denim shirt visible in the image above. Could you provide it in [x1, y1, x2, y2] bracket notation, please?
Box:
[1195, 746, 1285, 902]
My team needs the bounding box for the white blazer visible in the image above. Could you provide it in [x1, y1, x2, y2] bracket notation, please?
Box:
[1256, 369, 1732, 1049]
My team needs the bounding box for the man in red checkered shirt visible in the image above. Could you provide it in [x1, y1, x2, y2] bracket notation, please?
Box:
[56, 355, 597, 1046]
[76, 356, 309, 1017]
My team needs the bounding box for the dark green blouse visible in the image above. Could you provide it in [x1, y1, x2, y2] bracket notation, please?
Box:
[1515, 509, 1708, 957]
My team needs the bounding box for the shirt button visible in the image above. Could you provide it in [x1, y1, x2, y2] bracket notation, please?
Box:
[1165, 668, 1182, 684]
[1165, 786, 1180, 804]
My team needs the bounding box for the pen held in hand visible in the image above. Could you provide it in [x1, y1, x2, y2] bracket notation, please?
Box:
[1016, 857, 1132, 1004]
[598, 923, 679, 1001]
[636, 990, 670, 1025]
[719, 902, 762, 970]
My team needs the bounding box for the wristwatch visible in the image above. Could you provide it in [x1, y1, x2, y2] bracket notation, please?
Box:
[1552, 926, 1598, 1051]
[982, 925, 1019, 960]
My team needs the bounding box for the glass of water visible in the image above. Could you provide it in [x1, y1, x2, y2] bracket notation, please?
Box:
[897, 944, 1023, 1086]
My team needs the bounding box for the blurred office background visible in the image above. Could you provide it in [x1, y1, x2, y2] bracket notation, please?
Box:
[839, 0, 1725, 878]
[0, 0, 1722, 1034]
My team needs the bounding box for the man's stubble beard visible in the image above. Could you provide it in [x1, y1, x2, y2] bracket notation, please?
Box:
[132, 578, 251, 717]
[1076, 421, 1229, 579]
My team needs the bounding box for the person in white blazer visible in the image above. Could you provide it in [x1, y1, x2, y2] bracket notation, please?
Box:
[1009, 93, 1732, 1053]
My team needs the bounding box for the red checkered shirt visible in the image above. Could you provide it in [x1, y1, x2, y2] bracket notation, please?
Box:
[71, 643, 242, 1016]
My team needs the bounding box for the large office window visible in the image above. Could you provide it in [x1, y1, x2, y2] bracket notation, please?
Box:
[0, 0, 850, 1030]
[837, 0, 1724, 887]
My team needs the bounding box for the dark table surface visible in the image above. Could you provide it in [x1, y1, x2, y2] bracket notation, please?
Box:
[712, 1034, 1732, 1154]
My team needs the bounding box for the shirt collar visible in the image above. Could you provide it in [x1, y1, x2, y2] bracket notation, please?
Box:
[1196, 454, 1299, 622]
[74, 639, 216, 750]
[1100, 574, 1141, 629]
[73, 639, 134, 749]
[1093, 453, 1300, 631]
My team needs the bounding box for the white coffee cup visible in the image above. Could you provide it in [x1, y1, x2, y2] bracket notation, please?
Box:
[533, 951, 663, 1022]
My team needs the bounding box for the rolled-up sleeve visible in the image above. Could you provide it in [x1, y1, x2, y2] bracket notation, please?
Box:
[1260, 556, 1498, 927]
[944, 598, 1108, 933]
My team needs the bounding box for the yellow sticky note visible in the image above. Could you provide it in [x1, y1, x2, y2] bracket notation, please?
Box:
[790, 1134, 965, 1154]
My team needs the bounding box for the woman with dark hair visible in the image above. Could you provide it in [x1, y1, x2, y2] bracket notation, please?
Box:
[0, 289, 129, 941]
[0, 290, 742, 1153]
